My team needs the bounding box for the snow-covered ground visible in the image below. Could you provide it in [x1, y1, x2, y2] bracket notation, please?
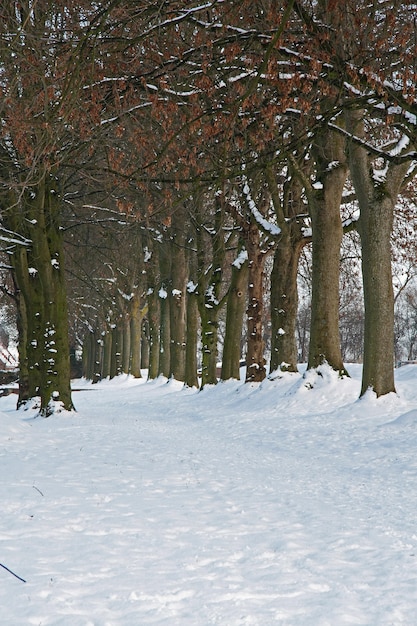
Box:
[2, 364, 417, 625]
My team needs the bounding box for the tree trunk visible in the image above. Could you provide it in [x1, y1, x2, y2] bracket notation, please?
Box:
[147, 292, 160, 379]
[144, 235, 160, 380]
[141, 318, 150, 370]
[307, 128, 348, 376]
[196, 198, 225, 387]
[130, 295, 143, 378]
[359, 195, 396, 396]
[346, 110, 408, 397]
[221, 247, 248, 380]
[270, 232, 303, 373]
[159, 246, 171, 377]
[184, 286, 199, 388]
[14, 273, 31, 407]
[102, 329, 112, 379]
[82, 331, 94, 380]
[122, 315, 131, 374]
[265, 165, 308, 375]
[169, 214, 187, 382]
[110, 325, 122, 379]
[10, 175, 74, 415]
[92, 332, 102, 383]
[245, 222, 267, 383]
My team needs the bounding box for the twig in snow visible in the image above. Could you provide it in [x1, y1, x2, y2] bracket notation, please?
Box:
[0, 563, 26, 583]
[33, 485, 44, 496]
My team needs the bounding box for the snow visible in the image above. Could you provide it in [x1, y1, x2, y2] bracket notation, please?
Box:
[232, 249, 248, 269]
[2, 364, 417, 624]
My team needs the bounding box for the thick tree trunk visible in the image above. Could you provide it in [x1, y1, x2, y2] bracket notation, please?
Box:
[265, 165, 307, 375]
[221, 248, 248, 380]
[346, 110, 408, 397]
[245, 223, 267, 383]
[196, 199, 225, 387]
[10, 175, 74, 415]
[307, 129, 348, 375]
[359, 196, 396, 396]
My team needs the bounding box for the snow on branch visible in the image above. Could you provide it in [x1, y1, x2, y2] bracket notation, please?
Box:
[241, 177, 281, 237]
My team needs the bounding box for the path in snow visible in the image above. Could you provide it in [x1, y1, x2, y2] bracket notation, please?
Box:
[1, 366, 417, 624]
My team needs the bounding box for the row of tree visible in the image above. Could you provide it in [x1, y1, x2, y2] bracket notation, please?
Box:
[0, 1, 416, 415]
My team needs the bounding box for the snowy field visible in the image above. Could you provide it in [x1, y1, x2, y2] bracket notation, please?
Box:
[2, 364, 417, 625]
